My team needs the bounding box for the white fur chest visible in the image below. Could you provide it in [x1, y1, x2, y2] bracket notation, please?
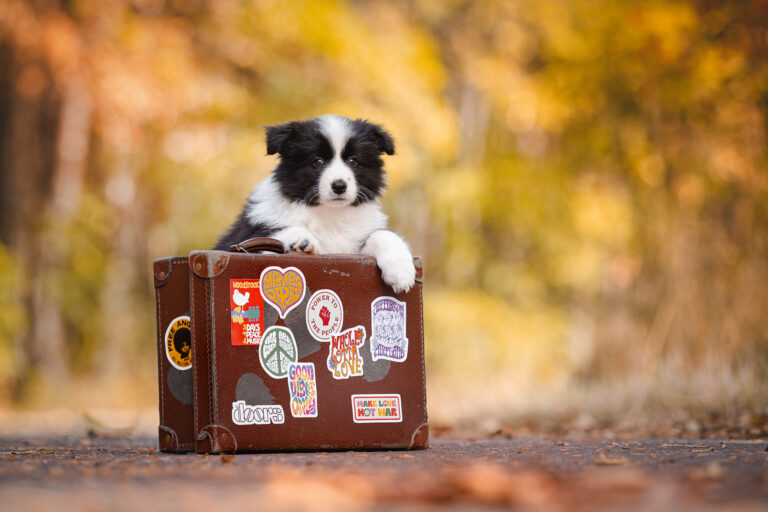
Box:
[246, 176, 388, 253]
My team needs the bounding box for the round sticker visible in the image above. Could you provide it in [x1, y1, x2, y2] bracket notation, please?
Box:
[259, 326, 298, 379]
[165, 315, 192, 370]
[305, 289, 344, 342]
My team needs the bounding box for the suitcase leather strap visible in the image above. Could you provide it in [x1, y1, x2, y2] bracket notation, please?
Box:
[228, 237, 285, 254]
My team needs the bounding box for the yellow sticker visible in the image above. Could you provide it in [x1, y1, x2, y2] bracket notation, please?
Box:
[165, 315, 191, 370]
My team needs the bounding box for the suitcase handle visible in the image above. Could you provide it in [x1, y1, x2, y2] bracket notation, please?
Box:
[228, 237, 286, 254]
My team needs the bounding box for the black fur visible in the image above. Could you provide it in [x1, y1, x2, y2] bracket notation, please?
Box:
[213, 116, 394, 250]
[213, 207, 275, 250]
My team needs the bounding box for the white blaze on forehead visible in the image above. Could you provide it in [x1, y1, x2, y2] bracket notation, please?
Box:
[315, 115, 357, 206]
[317, 115, 352, 156]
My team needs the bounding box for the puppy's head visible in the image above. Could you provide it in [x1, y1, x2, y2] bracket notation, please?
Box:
[266, 115, 394, 207]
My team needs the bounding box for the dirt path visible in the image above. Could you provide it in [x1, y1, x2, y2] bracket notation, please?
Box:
[1, 435, 767, 511]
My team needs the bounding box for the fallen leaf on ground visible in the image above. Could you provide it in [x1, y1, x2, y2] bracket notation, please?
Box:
[690, 461, 723, 480]
[594, 453, 629, 466]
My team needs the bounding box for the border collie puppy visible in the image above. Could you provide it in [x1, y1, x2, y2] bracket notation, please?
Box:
[214, 115, 416, 293]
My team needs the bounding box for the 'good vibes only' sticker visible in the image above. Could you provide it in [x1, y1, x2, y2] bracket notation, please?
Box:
[288, 362, 317, 418]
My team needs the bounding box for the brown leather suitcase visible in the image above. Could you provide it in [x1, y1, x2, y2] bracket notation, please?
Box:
[153, 256, 196, 452]
[188, 238, 429, 453]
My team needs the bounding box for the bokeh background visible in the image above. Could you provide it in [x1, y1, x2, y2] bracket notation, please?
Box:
[2, 0, 768, 431]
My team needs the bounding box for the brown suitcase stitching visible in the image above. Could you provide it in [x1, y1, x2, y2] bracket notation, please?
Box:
[209, 279, 217, 429]
[191, 267, 200, 449]
[415, 262, 428, 424]
[206, 279, 214, 440]
[155, 284, 164, 430]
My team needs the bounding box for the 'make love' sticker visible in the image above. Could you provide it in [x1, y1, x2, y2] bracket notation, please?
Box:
[259, 266, 307, 319]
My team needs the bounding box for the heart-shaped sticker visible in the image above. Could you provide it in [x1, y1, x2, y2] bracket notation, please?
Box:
[259, 266, 307, 319]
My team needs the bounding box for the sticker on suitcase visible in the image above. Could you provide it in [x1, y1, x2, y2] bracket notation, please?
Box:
[370, 297, 409, 363]
[231, 401, 285, 425]
[165, 315, 192, 371]
[306, 289, 344, 341]
[230, 279, 265, 345]
[351, 394, 403, 423]
[259, 326, 298, 379]
[288, 362, 317, 418]
[327, 326, 366, 379]
[260, 266, 306, 319]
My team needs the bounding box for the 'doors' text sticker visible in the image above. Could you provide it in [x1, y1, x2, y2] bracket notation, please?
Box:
[231, 401, 285, 425]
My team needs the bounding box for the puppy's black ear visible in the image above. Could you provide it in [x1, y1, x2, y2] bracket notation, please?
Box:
[372, 125, 395, 155]
[265, 122, 297, 155]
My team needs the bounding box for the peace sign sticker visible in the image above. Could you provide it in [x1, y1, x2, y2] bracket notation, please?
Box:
[259, 326, 298, 379]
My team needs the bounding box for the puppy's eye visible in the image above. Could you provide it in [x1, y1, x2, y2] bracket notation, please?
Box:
[312, 159, 324, 168]
[347, 157, 358, 168]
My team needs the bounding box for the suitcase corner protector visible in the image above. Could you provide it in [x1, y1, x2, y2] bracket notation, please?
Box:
[158, 424, 180, 451]
[196, 424, 237, 454]
[409, 422, 430, 449]
[153, 259, 173, 287]
[189, 251, 231, 279]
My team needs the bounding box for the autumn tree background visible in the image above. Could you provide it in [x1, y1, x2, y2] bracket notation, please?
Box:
[1, 0, 767, 429]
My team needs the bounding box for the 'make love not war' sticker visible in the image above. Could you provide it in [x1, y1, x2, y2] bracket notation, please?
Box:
[259, 266, 306, 319]
[351, 394, 402, 423]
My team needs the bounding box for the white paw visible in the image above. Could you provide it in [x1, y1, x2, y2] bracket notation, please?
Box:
[276, 227, 322, 255]
[289, 235, 320, 254]
[378, 256, 416, 294]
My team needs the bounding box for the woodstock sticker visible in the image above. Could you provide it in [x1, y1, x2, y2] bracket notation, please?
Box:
[230, 279, 264, 345]
[370, 297, 408, 363]
[351, 394, 402, 423]
[287, 362, 318, 418]
[259, 266, 306, 319]
[327, 326, 366, 380]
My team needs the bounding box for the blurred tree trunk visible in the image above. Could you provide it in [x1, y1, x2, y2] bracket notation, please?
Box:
[0, 41, 64, 399]
[0, 33, 91, 400]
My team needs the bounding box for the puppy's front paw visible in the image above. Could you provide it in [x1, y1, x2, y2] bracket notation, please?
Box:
[276, 227, 322, 255]
[290, 236, 319, 254]
[379, 256, 416, 294]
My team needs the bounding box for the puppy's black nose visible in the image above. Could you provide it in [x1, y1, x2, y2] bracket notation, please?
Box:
[331, 180, 347, 194]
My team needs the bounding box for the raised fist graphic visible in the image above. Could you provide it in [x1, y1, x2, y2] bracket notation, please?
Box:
[319, 305, 331, 326]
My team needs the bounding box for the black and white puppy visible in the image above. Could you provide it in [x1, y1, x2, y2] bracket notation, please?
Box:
[214, 114, 416, 293]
